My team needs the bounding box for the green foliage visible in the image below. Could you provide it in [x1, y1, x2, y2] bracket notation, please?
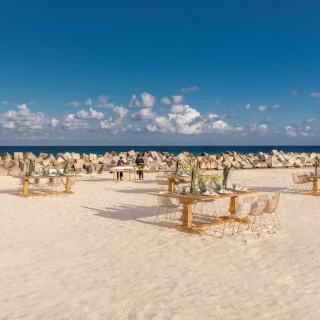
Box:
[180, 164, 192, 175]
[212, 174, 223, 186]
[41, 165, 49, 176]
[63, 161, 69, 172]
[28, 159, 33, 176]
[198, 175, 213, 186]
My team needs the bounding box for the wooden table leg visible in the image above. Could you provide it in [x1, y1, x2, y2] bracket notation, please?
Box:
[312, 179, 319, 195]
[313, 179, 318, 193]
[168, 178, 175, 192]
[174, 199, 206, 235]
[22, 179, 29, 197]
[229, 196, 238, 214]
[117, 172, 120, 182]
[65, 177, 73, 194]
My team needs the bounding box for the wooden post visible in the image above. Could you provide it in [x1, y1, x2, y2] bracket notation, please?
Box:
[181, 199, 193, 227]
[312, 179, 318, 194]
[65, 177, 71, 193]
[168, 177, 175, 192]
[22, 178, 29, 196]
[229, 195, 238, 214]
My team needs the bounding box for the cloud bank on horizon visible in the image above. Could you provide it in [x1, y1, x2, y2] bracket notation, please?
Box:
[0, 90, 318, 145]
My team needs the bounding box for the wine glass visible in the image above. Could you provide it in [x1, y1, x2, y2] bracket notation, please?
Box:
[232, 183, 236, 191]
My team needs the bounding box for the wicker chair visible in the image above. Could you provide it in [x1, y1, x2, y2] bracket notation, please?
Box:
[221, 196, 253, 242]
[154, 196, 180, 225]
[263, 192, 281, 230]
[249, 194, 268, 232]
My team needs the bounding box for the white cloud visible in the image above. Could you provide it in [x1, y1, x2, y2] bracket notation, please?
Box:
[257, 106, 268, 113]
[169, 104, 189, 114]
[65, 101, 81, 107]
[96, 95, 115, 108]
[160, 97, 172, 105]
[100, 106, 128, 131]
[285, 126, 296, 137]
[113, 106, 129, 120]
[85, 98, 93, 107]
[296, 118, 315, 125]
[255, 104, 280, 113]
[50, 118, 59, 127]
[258, 124, 268, 133]
[122, 124, 142, 133]
[181, 86, 199, 92]
[131, 108, 154, 121]
[146, 105, 232, 135]
[2, 100, 9, 105]
[310, 92, 320, 98]
[216, 100, 220, 106]
[62, 114, 88, 130]
[160, 95, 183, 105]
[290, 91, 299, 96]
[75, 108, 104, 120]
[172, 95, 183, 104]
[129, 92, 155, 108]
[0, 104, 58, 131]
[245, 103, 251, 110]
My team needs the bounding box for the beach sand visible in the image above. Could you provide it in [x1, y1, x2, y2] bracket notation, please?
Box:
[1, 169, 319, 320]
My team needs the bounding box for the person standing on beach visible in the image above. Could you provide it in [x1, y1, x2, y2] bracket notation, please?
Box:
[117, 156, 125, 181]
[135, 154, 144, 180]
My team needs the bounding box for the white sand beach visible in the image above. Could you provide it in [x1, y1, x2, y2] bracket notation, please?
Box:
[1, 168, 320, 320]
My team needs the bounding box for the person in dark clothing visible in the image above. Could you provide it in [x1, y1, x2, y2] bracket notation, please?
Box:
[135, 154, 144, 180]
[117, 156, 125, 181]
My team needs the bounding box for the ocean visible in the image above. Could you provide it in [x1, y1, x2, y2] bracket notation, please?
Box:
[0, 146, 320, 156]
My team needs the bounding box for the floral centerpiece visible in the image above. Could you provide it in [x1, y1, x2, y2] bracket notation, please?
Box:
[211, 174, 223, 186]
[180, 164, 192, 175]
[40, 165, 49, 176]
[222, 166, 232, 190]
[54, 164, 63, 175]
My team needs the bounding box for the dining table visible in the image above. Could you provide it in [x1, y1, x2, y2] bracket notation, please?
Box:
[19, 175, 82, 197]
[298, 174, 320, 196]
[156, 175, 191, 192]
[110, 167, 144, 182]
[155, 189, 260, 235]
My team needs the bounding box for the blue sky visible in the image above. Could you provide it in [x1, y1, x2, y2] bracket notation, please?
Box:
[0, 0, 319, 145]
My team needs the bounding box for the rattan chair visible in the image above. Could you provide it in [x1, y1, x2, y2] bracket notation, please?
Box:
[48, 177, 63, 195]
[292, 173, 310, 191]
[155, 176, 169, 193]
[154, 196, 180, 225]
[263, 192, 281, 230]
[249, 194, 268, 232]
[221, 196, 253, 241]
[34, 177, 49, 196]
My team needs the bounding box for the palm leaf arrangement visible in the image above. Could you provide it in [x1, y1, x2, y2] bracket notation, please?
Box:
[27, 159, 33, 176]
[190, 160, 199, 194]
[63, 161, 69, 173]
[222, 165, 232, 190]
[174, 160, 180, 176]
[315, 157, 319, 176]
